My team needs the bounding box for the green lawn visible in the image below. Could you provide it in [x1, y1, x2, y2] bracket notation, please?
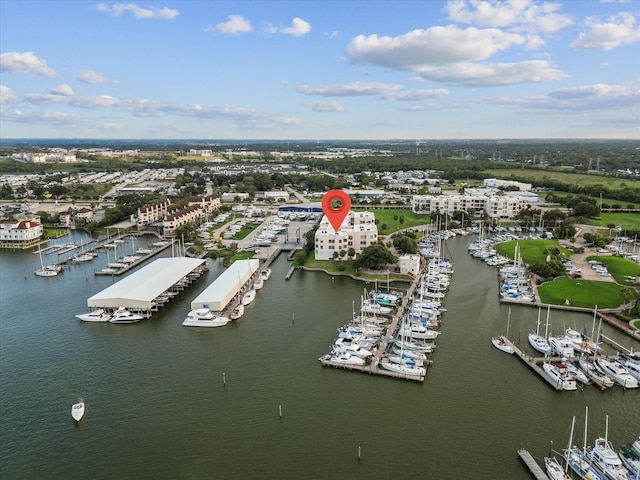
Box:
[586, 255, 640, 286]
[495, 239, 573, 265]
[302, 252, 412, 282]
[538, 191, 639, 209]
[538, 278, 633, 308]
[355, 208, 429, 235]
[586, 213, 640, 230]
[232, 221, 262, 240]
[486, 169, 640, 191]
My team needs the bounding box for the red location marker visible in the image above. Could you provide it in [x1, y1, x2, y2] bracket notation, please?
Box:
[322, 189, 351, 232]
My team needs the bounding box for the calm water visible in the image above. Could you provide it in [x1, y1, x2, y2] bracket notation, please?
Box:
[1, 234, 638, 479]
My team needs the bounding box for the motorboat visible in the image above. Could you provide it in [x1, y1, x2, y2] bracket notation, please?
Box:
[492, 336, 514, 354]
[565, 328, 601, 354]
[332, 343, 372, 358]
[260, 268, 271, 281]
[545, 456, 571, 480]
[241, 289, 256, 306]
[587, 437, 632, 480]
[619, 354, 640, 382]
[595, 358, 639, 389]
[229, 304, 244, 320]
[76, 309, 111, 323]
[380, 360, 426, 377]
[327, 352, 365, 367]
[109, 307, 144, 324]
[71, 401, 85, 422]
[182, 308, 230, 327]
[397, 324, 439, 341]
[549, 336, 575, 358]
[619, 446, 639, 479]
[334, 336, 377, 350]
[543, 362, 577, 391]
[579, 357, 615, 389]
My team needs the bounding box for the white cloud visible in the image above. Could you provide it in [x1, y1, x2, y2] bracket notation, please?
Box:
[0, 51, 57, 77]
[571, 12, 640, 51]
[304, 100, 345, 112]
[296, 82, 404, 97]
[50, 84, 74, 96]
[213, 14, 252, 35]
[387, 89, 450, 101]
[265, 17, 311, 37]
[77, 70, 118, 84]
[0, 85, 19, 104]
[347, 26, 527, 70]
[96, 3, 178, 20]
[444, 0, 572, 33]
[417, 60, 567, 86]
[489, 83, 639, 111]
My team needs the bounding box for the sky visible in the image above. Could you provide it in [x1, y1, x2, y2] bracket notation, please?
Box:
[0, 0, 639, 140]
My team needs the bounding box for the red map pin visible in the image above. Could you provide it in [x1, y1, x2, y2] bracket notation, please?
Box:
[322, 190, 351, 232]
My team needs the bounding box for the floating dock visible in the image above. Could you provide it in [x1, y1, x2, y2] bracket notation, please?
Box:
[517, 449, 550, 480]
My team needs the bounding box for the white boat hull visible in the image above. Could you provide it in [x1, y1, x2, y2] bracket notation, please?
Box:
[72, 402, 85, 422]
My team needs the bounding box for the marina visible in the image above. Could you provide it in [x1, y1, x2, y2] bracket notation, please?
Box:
[1, 232, 638, 479]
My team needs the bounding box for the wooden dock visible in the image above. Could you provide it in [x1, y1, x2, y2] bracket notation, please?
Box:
[501, 338, 562, 391]
[517, 449, 550, 480]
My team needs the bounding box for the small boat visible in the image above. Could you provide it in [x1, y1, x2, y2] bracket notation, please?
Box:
[545, 456, 571, 480]
[253, 277, 264, 290]
[229, 304, 244, 320]
[71, 402, 85, 422]
[241, 289, 256, 306]
[136, 248, 153, 254]
[327, 352, 365, 366]
[565, 327, 600, 355]
[260, 268, 271, 281]
[543, 362, 577, 391]
[76, 309, 111, 323]
[34, 266, 60, 277]
[109, 307, 144, 324]
[492, 336, 514, 354]
[182, 308, 229, 327]
[564, 361, 590, 385]
[619, 354, 640, 382]
[529, 307, 552, 355]
[579, 357, 615, 389]
[73, 252, 94, 262]
[380, 360, 426, 377]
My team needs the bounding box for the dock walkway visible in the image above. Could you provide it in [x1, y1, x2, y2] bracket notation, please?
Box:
[517, 449, 550, 480]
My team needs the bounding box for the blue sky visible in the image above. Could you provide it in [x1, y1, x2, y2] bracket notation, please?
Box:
[1, 0, 639, 140]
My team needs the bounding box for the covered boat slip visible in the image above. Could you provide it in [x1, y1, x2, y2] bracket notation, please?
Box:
[87, 257, 207, 314]
[191, 259, 259, 312]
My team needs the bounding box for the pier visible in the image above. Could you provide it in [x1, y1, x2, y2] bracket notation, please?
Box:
[501, 338, 562, 391]
[517, 449, 550, 480]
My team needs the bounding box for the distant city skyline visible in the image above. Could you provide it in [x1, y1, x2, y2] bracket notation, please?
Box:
[1, 0, 639, 140]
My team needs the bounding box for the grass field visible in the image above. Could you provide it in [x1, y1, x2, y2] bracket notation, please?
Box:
[485, 169, 640, 191]
[586, 255, 640, 286]
[538, 278, 632, 308]
[495, 239, 573, 265]
[538, 191, 639, 208]
[354, 208, 429, 235]
[586, 213, 640, 230]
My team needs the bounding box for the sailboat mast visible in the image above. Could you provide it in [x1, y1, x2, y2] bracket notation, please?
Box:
[583, 406, 589, 453]
[565, 416, 575, 473]
[544, 305, 550, 340]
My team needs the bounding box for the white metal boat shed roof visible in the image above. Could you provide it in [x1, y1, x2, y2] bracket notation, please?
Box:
[88, 257, 206, 309]
[191, 258, 259, 311]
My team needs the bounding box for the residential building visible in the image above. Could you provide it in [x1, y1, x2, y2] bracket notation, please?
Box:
[412, 194, 531, 219]
[0, 217, 43, 249]
[314, 211, 378, 261]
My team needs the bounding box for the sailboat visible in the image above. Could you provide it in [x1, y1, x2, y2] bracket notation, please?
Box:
[528, 306, 552, 356]
[492, 307, 515, 354]
[586, 416, 632, 480]
[381, 316, 427, 376]
[564, 409, 604, 480]
[34, 249, 60, 277]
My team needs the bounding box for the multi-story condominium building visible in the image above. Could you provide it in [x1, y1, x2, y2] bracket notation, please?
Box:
[314, 211, 378, 261]
[137, 199, 172, 227]
[0, 218, 43, 249]
[186, 194, 222, 213]
[412, 194, 530, 219]
[163, 205, 204, 236]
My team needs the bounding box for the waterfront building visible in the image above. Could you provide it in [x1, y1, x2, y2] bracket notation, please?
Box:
[398, 254, 421, 276]
[0, 217, 43, 249]
[314, 211, 378, 261]
[412, 194, 531, 219]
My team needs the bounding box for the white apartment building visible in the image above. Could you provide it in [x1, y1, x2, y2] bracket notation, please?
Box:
[412, 194, 531, 219]
[0, 219, 43, 248]
[314, 211, 378, 261]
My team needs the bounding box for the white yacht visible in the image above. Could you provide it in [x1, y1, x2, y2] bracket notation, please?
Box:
[529, 333, 552, 356]
[360, 300, 392, 315]
[579, 357, 615, 389]
[260, 268, 271, 281]
[388, 354, 424, 367]
[587, 437, 632, 480]
[229, 304, 244, 320]
[491, 336, 514, 354]
[543, 362, 577, 391]
[549, 336, 575, 358]
[327, 352, 365, 366]
[565, 327, 600, 354]
[544, 456, 571, 480]
[564, 361, 590, 385]
[76, 309, 111, 323]
[332, 343, 372, 358]
[619, 354, 640, 382]
[73, 252, 94, 262]
[397, 324, 439, 341]
[380, 360, 426, 377]
[241, 289, 256, 306]
[109, 307, 144, 324]
[596, 358, 639, 388]
[71, 402, 85, 422]
[619, 446, 639, 479]
[182, 308, 230, 328]
[253, 277, 264, 290]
